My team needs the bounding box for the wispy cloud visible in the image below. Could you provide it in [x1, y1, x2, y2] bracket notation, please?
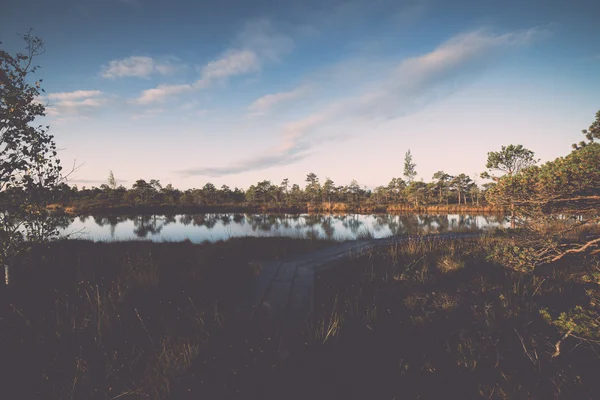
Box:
[178, 27, 547, 177]
[178, 145, 310, 178]
[131, 107, 166, 120]
[134, 84, 193, 105]
[248, 85, 310, 115]
[47, 90, 103, 101]
[44, 90, 106, 118]
[101, 56, 181, 79]
[198, 50, 260, 83]
[132, 19, 293, 105]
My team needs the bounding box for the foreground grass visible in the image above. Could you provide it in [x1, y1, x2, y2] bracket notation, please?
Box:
[301, 237, 600, 399]
[0, 237, 335, 399]
[3, 235, 599, 399]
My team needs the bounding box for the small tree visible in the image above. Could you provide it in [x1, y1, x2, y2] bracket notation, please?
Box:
[482, 144, 538, 227]
[432, 171, 451, 204]
[322, 177, 336, 209]
[1, 32, 63, 286]
[305, 172, 320, 203]
[403, 149, 417, 183]
[108, 170, 117, 190]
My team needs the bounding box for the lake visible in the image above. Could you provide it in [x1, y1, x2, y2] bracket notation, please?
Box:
[57, 213, 510, 243]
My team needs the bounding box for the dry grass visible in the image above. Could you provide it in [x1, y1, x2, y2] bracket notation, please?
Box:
[432, 292, 460, 311]
[309, 236, 600, 399]
[437, 254, 465, 273]
[2, 237, 336, 399]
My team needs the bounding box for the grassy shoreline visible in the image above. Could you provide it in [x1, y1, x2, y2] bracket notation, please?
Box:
[48, 201, 503, 216]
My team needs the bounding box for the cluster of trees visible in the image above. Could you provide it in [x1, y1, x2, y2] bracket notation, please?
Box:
[55, 171, 487, 210]
[55, 154, 490, 210]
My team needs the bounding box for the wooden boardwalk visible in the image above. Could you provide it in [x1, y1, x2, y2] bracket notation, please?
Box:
[236, 232, 482, 358]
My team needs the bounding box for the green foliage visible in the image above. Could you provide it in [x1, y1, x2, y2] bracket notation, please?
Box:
[486, 238, 542, 272]
[305, 172, 321, 203]
[1, 32, 63, 284]
[540, 305, 600, 340]
[403, 149, 417, 183]
[573, 109, 600, 149]
[486, 111, 600, 270]
[483, 144, 538, 177]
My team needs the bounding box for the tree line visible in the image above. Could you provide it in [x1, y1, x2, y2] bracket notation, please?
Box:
[43, 152, 495, 210]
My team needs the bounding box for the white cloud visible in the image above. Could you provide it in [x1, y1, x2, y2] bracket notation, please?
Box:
[132, 19, 293, 105]
[248, 85, 310, 115]
[101, 56, 181, 79]
[178, 27, 546, 177]
[200, 50, 260, 81]
[133, 84, 193, 105]
[47, 90, 103, 101]
[44, 90, 106, 118]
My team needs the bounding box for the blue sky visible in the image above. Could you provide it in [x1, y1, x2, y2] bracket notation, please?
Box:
[2, 0, 599, 189]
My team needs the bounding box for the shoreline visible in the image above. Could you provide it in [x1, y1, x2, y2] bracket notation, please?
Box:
[48, 202, 505, 216]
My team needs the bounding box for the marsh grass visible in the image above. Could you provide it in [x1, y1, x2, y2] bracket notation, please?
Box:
[3, 234, 599, 399]
[301, 237, 600, 400]
[0, 237, 335, 399]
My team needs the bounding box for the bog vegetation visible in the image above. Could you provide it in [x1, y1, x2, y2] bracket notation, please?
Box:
[1, 34, 599, 399]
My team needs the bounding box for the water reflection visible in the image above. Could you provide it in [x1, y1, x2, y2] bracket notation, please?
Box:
[58, 213, 509, 243]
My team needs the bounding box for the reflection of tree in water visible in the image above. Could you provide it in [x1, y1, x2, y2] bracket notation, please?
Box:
[463, 215, 475, 229]
[178, 214, 193, 226]
[232, 214, 244, 224]
[398, 214, 421, 235]
[482, 214, 508, 227]
[438, 215, 450, 232]
[203, 215, 218, 229]
[193, 214, 206, 227]
[342, 214, 364, 236]
[178, 214, 212, 228]
[371, 214, 385, 232]
[385, 215, 404, 236]
[418, 214, 436, 233]
[321, 215, 335, 239]
[220, 215, 231, 225]
[304, 214, 321, 228]
[280, 215, 291, 229]
[249, 214, 279, 232]
[52, 215, 75, 230]
[133, 215, 165, 237]
[91, 215, 129, 238]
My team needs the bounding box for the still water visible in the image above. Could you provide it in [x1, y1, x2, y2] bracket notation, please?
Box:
[57, 213, 510, 243]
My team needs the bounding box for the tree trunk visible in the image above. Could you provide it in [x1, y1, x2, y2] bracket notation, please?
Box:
[4, 263, 10, 288]
[511, 203, 515, 229]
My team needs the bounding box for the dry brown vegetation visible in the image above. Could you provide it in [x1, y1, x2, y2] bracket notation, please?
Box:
[303, 237, 600, 399]
[2, 235, 599, 399]
[0, 237, 334, 399]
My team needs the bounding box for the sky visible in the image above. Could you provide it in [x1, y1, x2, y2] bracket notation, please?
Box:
[2, 0, 599, 190]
